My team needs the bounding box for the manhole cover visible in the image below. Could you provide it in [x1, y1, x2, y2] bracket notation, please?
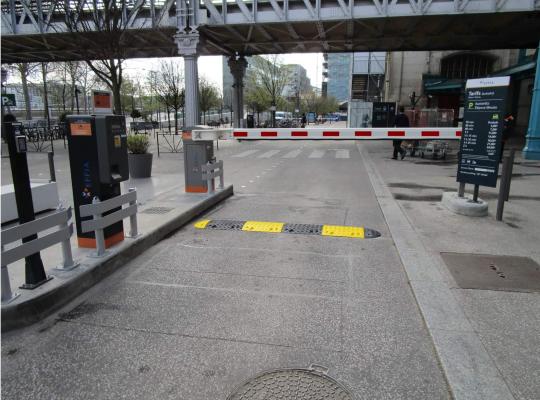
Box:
[227, 367, 353, 400]
[441, 252, 540, 292]
[141, 207, 174, 214]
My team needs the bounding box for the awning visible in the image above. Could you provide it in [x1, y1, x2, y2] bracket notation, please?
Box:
[423, 79, 463, 93]
[490, 60, 536, 78]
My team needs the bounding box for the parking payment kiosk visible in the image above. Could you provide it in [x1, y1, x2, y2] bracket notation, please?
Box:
[182, 126, 215, 193]
[66, 115, 129, 248]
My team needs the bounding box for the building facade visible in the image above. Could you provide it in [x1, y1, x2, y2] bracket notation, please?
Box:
[323, 53, 352, 102]
[385, 49, 536, 137]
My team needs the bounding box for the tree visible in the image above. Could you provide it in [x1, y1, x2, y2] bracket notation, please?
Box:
[301, 92, 339, 118]
[245, 85, 270, 126]
[14, 63, 39, 120]
[63, 0, 145, 114]
[41, 63, 50, 128]
[249, 55, 290, 127]
[199, 78, 220, 124]
[153, 60, 184, 133]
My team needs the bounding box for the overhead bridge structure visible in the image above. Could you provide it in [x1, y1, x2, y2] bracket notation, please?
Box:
[1, 0, 540, 62]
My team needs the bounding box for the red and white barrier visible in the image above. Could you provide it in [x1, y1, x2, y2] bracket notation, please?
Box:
[232, 127, 462, 140]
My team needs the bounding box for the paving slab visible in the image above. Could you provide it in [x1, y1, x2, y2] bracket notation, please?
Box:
[2, 139, 451, 400]
[361, 140, 540, 400]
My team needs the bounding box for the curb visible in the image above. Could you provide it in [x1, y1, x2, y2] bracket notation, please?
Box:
[1, 185, 234, 332]
[357, 143, 515, 400]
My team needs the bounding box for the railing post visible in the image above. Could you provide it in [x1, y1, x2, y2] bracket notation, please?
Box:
[92, 197, 106, 257]
[206, 162, 214, 193]
[1, 245, 19, 304]
[55, 206, 78, 270]
[127, 188, 139, 238]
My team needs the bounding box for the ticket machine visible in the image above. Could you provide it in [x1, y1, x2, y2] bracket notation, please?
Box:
[66, 115, 129, 248]
[182, 126, 215, 193]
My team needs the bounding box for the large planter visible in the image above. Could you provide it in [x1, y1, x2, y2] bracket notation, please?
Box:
[128, 153, 153, 178]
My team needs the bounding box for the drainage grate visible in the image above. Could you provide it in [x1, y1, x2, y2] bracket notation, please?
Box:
[206, 219, 246, 230]
[441, 252, 540, 292]
[282, 223, 323, 235]
[227, 367, 353, 400]
[140, 207, 174, 215]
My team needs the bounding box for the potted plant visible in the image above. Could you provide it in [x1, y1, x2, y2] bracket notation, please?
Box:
[127, 134, 152, 178]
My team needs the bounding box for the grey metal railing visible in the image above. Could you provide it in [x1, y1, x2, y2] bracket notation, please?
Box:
[79, 188, 139, 258]
[1, 205, 76, 304]
[201, 160, 224, 193]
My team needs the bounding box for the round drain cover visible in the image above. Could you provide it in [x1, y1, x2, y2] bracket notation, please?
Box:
[227, 368, 353, 400]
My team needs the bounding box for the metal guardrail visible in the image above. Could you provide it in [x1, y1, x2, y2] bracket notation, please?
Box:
[1, 205, 77, 304]
[201, 160, 224, 193]
[79, 188, 139, 258]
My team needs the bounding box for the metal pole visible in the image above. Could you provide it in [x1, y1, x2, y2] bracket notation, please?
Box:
[156, 131, 160, 157]
[496, 154, 511, 221]
[458, 182, 465, 197]
[48, 151, 56, 182]
[472, 184, 480, 203]
[505, 149, 515, 201]
[4, 122, 49, 289]
[522, 40, 540, 160]
[206, 162, 213, 193]
[1, 263, 19, 304]
[219, 162, 224, 189]
[128, 188, 138, 238]
[57, 207, 77, 270]
[92, 197, 106, 257]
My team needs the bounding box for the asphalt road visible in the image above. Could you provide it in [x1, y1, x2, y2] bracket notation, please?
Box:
[2, 140, 451, 399]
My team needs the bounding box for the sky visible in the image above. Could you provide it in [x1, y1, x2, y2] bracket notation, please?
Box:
[123, 53, 323, 91]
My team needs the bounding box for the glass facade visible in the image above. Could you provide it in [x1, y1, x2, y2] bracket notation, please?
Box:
[326, 53, 352, 102]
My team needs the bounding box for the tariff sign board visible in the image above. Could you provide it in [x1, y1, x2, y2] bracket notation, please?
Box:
[457, 76, 510, 188]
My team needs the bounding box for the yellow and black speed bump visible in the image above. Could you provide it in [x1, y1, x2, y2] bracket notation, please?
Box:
[194, 219, 380, 239]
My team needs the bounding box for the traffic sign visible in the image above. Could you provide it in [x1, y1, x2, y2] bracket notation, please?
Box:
[457, 76, 510, 188]
[2, 93, 16, 107]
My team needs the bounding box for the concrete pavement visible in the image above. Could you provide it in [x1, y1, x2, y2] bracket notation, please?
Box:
[3, 135, 539, 399]
[2, 139, 451, 399]
[361, 140, 540, 400]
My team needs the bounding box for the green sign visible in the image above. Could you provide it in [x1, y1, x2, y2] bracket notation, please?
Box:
[2, 94, 16, 107]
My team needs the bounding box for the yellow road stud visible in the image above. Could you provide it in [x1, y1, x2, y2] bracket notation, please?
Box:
[242, 221, 284, 233]
[194, 219, 211, 229]
[321, 225, 365, 239]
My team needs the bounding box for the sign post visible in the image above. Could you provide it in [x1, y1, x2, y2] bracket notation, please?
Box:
[4, 122, 50, 289]
[457, 77, 510, 194]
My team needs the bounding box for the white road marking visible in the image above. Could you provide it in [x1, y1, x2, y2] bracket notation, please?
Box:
[233, 149, 259, 158]
[282, 149, 302, 158]
[258, 150, 280, 158]
[308, 150, 325, 158]
[335, 149, 350, 159]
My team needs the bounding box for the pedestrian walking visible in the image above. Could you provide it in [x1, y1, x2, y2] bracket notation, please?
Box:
[392, 106, 409, 160]
[301, 113, 307, 128]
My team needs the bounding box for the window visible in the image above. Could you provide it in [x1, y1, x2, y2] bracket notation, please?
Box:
[440, 53, 495, 79]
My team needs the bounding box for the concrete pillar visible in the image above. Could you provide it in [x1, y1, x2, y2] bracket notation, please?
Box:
[523, 42, 540, 160]
[228, 56, 248, 128]
[175, 31, 200, 128]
